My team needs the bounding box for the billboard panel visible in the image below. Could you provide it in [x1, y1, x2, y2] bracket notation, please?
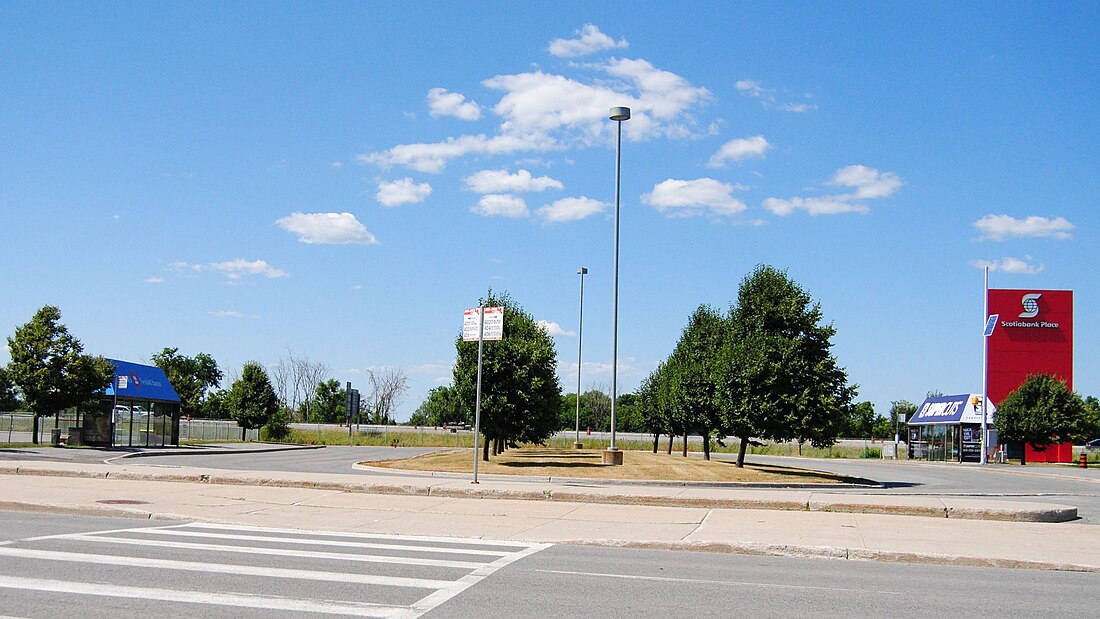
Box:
[987, 289, 1073, 404]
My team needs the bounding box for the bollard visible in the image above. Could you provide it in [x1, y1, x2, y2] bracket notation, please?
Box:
[1080, 452, 1088, 468]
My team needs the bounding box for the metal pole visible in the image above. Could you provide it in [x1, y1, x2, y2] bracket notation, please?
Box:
[981, 265, 990, 465]
[575, 267, 586, 448]
[472, 306, 485, 484]
[610, 114, 623, 453]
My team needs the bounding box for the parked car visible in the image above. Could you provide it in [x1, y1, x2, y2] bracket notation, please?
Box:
[1086, 438, 1100, 451]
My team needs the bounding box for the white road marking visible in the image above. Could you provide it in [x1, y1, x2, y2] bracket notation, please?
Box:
[0, 575, 402, 617]
[121, 528, 516, 557]
[536, 570, 905, 595]
[56, 533, 487, 569]
[0, 546, 453, 589]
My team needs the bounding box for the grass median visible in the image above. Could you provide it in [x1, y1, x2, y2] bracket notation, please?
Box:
[362, 447, 860, 484]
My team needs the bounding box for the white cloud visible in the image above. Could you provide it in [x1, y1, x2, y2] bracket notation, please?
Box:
[275, 212, 378, 245]
[376, 178, 433, 206]
[209, 310, 244, 318]
[642, 178, 747, 218]
[548, 24, 627, 58]
[144, 277, 164, 284]
[973, 214, 1074, 241]
[463, 169, 563, 193]
[707, 135, 771, 167]
[970, 257, 1045, 275]
[359, 133, 556, 173]
[764, 165, 902, 217]
[472, 194, 529, 218]
[207, 259, 289, 280]
[537, 197, 607, 223]
[537, 320, 575, 337]
[735, 80, 772, 98]
[781, 103, 816, 113]
[426, 87, 481, 121]
[763, 196, 870, 216]
[828, 165, 903, 199]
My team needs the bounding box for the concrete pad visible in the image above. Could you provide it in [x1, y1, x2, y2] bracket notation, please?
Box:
[941, 497, 1077, 522]
[553, 502, 708, 525]
[810, 493, 948, 518]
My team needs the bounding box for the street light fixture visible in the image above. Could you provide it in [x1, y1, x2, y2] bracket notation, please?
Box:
[574, 266, 587, 450]
[605, 106, 629, 466]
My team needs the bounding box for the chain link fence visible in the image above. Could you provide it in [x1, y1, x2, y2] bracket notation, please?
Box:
[1, 413, 257, 444]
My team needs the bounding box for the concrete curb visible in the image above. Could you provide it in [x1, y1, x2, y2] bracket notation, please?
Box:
[106, 444, 325, 461]
[578, 539, 1100, 573]
[351, 463, 882, 489]
[0, 463, 1077, 523]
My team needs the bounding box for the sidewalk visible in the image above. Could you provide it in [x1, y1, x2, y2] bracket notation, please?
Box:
[1, 449, 1097, 572]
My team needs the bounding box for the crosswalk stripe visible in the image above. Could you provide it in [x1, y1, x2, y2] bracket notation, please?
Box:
[0, 546, 454, 589]
[0, 575, 403, 617]
[58, 533, 487, 569]
[127, 528, 516, 557]
[183, 522, 537, 549]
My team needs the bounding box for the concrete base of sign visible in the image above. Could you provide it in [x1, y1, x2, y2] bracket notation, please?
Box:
[602, 449, 624, 465]
[573, 442, 584, 450]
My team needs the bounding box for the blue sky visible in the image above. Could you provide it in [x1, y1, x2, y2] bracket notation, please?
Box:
[2, 2, 1097, 421]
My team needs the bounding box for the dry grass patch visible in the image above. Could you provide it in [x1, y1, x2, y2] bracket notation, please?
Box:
[363, 447, 855, 484]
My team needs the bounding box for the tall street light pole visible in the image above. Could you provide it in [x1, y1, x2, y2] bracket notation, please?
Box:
[574, 266, 587, 450]
[606, 106, 630, 466]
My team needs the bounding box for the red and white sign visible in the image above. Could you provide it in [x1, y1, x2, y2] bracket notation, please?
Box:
[463, 307, 504, 342]
[987, 289, 1073, 404]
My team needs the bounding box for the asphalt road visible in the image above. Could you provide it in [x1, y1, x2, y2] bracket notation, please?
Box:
[1, 511, 1097, 618]
[5, 444, 1100, 523]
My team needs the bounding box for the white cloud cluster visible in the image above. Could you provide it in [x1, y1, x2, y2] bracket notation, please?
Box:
[764, 165, 902, 216]
[537, 320, 575, 337]
[359, 133, 554, 174]
[537, 197, 607, 223]
[169, 259, 288, 280]
[736, 79, 816, 113]
[427, 87, 481, 121]
[209, 310, 244, 318]
[362, 26, 711, 174]
[275, 212, 378, 245]
[973, 214, 1074, 241]
[642, 178, 747, 218]
[463, 169, 563, 193]
[548, 24, 628, 58]
[376, 178, 433, 207]
[970, 257, 1045, 275]
[707, 135, 770, 168]
[472, 194, 529, 218]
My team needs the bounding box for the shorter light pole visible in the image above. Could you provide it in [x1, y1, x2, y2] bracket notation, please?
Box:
[574, 267, 587, 449]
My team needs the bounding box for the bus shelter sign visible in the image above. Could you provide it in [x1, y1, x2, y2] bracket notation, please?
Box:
[463, 307, 503, 341]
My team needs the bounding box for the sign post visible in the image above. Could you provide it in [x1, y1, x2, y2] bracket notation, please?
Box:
[981, 266, 994, 464]
[464, 307, 503, 484]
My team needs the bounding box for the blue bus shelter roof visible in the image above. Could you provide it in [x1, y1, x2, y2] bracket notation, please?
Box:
[103, 359, 180, 403]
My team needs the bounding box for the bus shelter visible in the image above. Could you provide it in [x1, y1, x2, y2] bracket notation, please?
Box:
[81, 359, 181, 447]
[907, 394, 997, 463]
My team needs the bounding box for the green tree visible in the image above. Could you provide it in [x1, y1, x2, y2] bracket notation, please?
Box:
[719, 266, 856, 467]
[201, 388, 230, 419]
[1082, 396, 1100, 442]
[151, 348, 223, 419]
[413, 386, 463, 427]
[889, 400, 917, 441]
[227, 361, 278, 441]
[0, 365, 21, 411]
[638, 362, 676, 453]
[7, 306, 113, 443]
[615, 392, 645, 433]
[840, 401, 876, 438]
[453, 291, 562, 461]
[308, 379, 346, 423]
[669, 305, 727, 460]
[995, 374, 1086, 465]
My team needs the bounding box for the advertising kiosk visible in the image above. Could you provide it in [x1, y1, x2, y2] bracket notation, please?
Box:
[907, 394, 996, 463]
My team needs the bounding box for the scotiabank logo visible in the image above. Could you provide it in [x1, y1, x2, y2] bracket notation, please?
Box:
[1019, 293, 1041, 318]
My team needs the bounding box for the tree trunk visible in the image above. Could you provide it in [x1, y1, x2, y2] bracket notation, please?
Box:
[482, 435, 490, 461]
[666, 433, 674, 455]
[652, 433, 659, 453]
[702, 431, 711, 461]
[241, 426, 246, 441]
[681, 432, 688, 457]
[32, 414, 39, 444]
[736, 436, 749, 467]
